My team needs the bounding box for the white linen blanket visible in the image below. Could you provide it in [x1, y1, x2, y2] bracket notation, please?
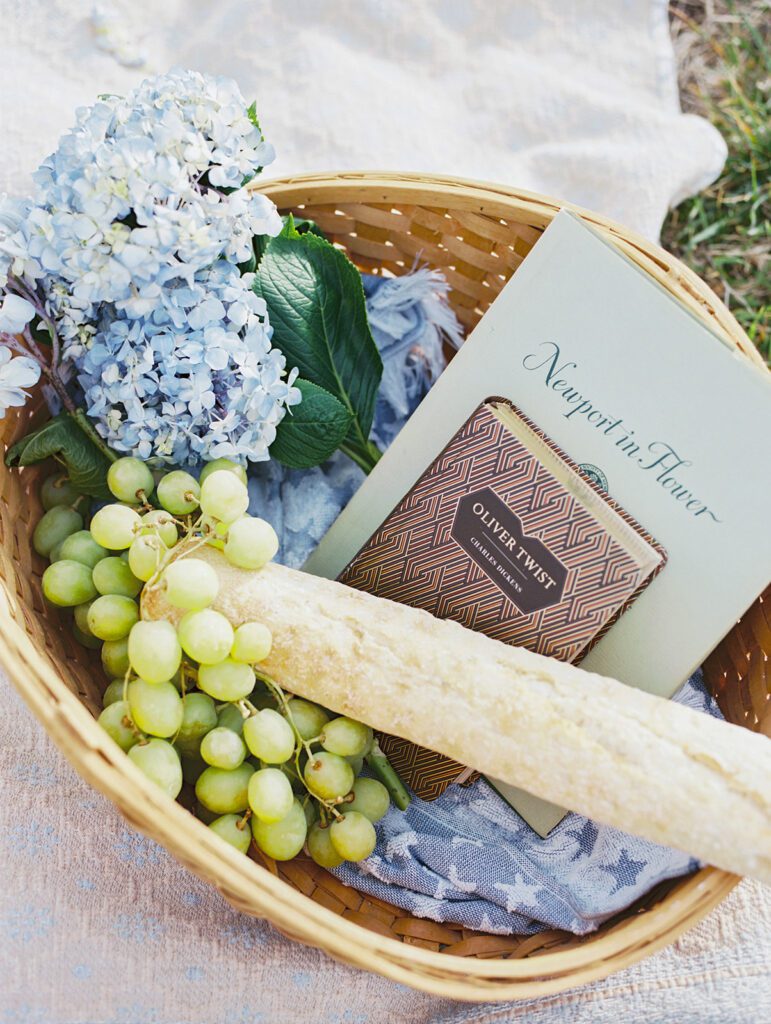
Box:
[1, 2, 768, 1022]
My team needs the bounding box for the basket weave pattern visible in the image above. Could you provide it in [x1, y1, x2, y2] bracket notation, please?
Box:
[0, 173, 767, 1002]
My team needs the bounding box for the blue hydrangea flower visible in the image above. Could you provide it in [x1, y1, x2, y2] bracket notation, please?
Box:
[0, 293, 36, 334]
[0, 68, 281, 345]
[0, 68, 297, 463]
[0, 348, 41, 418]
[75, 261, 300, 466]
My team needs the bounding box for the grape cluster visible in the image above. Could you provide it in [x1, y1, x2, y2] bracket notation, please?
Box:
[36, 457, 398, 867]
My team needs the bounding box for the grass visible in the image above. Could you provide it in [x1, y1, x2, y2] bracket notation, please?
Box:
[662, 1, 770, 362]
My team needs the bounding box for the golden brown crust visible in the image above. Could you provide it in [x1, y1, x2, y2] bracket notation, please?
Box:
[143, 548, 771, 883]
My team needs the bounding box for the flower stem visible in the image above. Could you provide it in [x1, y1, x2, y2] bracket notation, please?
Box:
[366, 741, 411, 810]
[70, 409, 118, 463]
[339, 439, 382, 474]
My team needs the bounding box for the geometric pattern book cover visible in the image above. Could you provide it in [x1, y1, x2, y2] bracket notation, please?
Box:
[339, 400, 665, 800]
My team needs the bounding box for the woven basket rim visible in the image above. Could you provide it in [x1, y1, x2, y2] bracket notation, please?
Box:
[259, 169, 763, 369]
[0, 170, 759, 1001]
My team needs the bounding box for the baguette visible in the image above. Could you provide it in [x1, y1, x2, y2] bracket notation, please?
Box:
[143, 547, 771, 883]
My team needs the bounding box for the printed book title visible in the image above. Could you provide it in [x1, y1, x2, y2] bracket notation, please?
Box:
[522, 342, 721, 524]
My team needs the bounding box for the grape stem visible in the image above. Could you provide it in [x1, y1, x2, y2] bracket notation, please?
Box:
[255, 671, 345, 822]
[366, 741, 411, 811]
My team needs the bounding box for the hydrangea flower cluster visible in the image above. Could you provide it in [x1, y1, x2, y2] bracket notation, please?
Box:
[79, 260, 298, 464]
[0, 68, 299, 465]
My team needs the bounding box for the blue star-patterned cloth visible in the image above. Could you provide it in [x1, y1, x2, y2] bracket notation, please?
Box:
[332, 673, 716, 935]
[248, 269, 719, 936]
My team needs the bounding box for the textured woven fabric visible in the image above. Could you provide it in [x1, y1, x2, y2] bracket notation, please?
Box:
[1, 0, 769, 1020]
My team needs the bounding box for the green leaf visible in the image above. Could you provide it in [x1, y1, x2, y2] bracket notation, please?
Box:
[291, 217, 326, 239]
[270, 379, 353, 469]
[6, 413, 112, 498]
[255, 231, 383, 456]
[251, 215, 326, 271]
[246, 100, 262, 133]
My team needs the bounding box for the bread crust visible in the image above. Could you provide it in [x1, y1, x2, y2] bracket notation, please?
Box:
[144, 549, 771, 883]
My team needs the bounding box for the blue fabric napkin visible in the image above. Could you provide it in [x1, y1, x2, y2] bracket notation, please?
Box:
[248, 268, 715, 936]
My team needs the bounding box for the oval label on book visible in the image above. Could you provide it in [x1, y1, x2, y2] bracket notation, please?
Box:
[450, 486, 567, 613]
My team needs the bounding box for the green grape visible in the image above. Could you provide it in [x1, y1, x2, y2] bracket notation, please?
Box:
[49, 541, 65, 562]
[33, 506, 84, 557]
[175, 692, 218, 757]
[307, 822, 344, 868]
[201, 516, 228, 551]
[107, 457, 155, 503]
[329, 811, 377, 861]
[344, 778, 390, 822]
[73, 601, 96, 636]
[230, 621, 272, 663]
[199, 459, 247, 486]
[169, 668, 185, 693]
[195, 763, 255, 814]
[303, 752, 355, 801]
[41, 473, 82, 511]
[73, 625, 102, 650]
[128, 534, 165, 582]
[209, 813, 252, 854]
[102, 679, 126, 708]
[217, 702, 246, 736]
[140, 509, 179, 548]
[42, 559, 98, 607]
[243, 708, 295, 764]
[161, 558, 219, 611]
[278, 761, 306, 795]
[252, 798, 307, 861]
[302, 798, 318, 828]
[284, 699, 329, 742]
[223, 516, 278, 571]
[127, 620, 182, 684]
[247, 689, 279, 712]
[92, 556, 143, 598]
[98, 700, 139, 752]
[128, 738, 183, 799]
[320, 717, 373, 758]
[181, 753, 208, 786]
[200, 727, 247, 770]
[89, 503, 142, 550]
[194, 801, 218, 824]
[87, 594, 139, 641]
[199, 470, 249, 524]
[58, 530, 108, 569]
[157, 471, 200, 515]
[128, 678, 184, 738]
[361, 729, 376, 757]
[177, 609, 234, 665]
[197, 659, 255, 702]
[346, 755, 364, 776]
[247, 767, 294, 823]
[101, 637, 129, 678]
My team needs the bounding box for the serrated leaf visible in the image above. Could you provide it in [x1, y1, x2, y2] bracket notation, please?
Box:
[255, 232, 383, 457]
[270, 379, 353, 469]
[251, 214, 325, 271]
[5, 413, 112, 498]
[278, 213, 302, 239]
[246, 100, 262, 133]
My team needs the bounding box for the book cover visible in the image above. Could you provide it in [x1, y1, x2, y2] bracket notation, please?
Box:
[339, 400, 665, 802]
[306, 209, 771, 832]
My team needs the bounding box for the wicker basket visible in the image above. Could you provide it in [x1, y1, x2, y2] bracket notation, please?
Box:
[0, 172, 768, 1003]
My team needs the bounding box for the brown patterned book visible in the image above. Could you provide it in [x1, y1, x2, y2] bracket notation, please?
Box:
[338, 399, 666, 801]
